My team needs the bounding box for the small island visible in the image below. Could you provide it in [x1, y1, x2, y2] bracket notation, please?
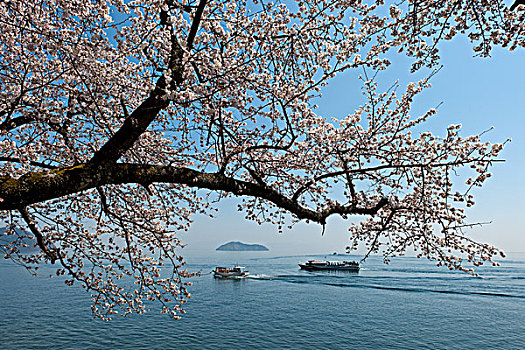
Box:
[216, 241, 269, 251]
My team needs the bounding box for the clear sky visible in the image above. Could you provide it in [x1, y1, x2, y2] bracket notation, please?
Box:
[182, 36, 525, 256]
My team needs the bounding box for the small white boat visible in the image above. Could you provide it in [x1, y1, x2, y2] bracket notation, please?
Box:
[213, 265, 249, 278]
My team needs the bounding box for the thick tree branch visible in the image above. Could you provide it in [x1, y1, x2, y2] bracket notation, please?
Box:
[0, 115, 34, 132]
[89, 1, 208, 166]
[90, 36, 186, 165]
[88, 73, 180, 165]
[0, 163, 388, 225]
[187, 0, 207, 49]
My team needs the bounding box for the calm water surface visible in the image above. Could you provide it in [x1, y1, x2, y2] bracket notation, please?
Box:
[1, 252, 524, 349]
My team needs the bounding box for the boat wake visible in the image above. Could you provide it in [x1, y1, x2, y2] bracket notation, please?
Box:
[247, 274, 273, 280]
[270, 275, 525, 299]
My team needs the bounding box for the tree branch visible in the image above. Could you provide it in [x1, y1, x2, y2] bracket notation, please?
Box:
[89, 1, 208, 166]
[187, 0, 207, 50]
[18, 207, 57, 263]
[292, 158, 503, 201]
[0, 157, 57, 169]
[0, 163, 388, 225]
[0, 115, 34, 132]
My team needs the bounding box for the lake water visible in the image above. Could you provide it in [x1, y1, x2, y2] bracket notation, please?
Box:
[1, 252, 524, 349]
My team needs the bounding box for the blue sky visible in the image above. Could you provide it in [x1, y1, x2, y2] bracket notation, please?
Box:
[183, 36, 525, 256]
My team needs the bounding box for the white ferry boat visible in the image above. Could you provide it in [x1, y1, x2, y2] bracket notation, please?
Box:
[213, 265, 249, 278]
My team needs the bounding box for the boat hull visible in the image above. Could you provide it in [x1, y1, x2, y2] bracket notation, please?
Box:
[299, 264, 359, 272]
[213, 271, 249, 278]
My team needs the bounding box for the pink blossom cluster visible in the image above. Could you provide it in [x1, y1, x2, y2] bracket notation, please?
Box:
[0, 0, 521, 319]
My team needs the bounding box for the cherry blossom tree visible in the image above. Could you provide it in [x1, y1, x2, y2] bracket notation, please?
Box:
[0, 0, 522, 319]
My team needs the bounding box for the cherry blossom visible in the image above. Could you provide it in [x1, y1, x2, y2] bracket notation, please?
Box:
[0, 0, 521, 319]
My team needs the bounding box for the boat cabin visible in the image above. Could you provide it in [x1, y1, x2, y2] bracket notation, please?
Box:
[214, 266, 246, 273]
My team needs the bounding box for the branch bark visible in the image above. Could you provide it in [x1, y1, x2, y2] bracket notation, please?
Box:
[0, 163, 388, 224]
